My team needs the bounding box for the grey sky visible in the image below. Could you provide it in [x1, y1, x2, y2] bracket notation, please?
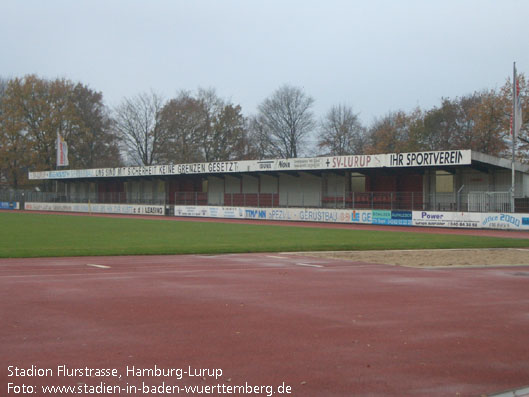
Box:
[2, 0, 528, 124]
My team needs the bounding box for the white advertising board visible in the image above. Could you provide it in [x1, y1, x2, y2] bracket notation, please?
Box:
[25, 202, 165, 216]
[29, 150, 471, 180]
[175, 206, 529, 231]
[412, 211, 481, 228]
[174, 206, 246, 219]
[480, 213, 529, 230]
[413, 211, 529, 230]
[24, 202, 529, 230]
[175, 206, 379, 225]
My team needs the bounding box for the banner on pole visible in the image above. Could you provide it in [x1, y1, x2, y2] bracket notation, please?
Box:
[56, 133, 69, 167]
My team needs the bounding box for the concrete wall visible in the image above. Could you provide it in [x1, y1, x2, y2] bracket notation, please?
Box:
[69, 182, 96, 202]
[456, 168, 521, 195]
[242, 175, 259, 193]
[123, 180, 165, 203]
[279, 172, 322, 207]
[425, 168, 506, 196]
[523, 174, 529, 196]
[325, 174, 346, 197]
[461, 169, 490, 193]
[260, 175, 278, 193]
[208, 176, 224, 205]
[225, 175, 241, 194]
[155, 180, 165, 202]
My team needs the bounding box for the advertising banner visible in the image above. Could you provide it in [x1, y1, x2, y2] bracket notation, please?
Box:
[29, 150, 471, 180]
[481, 213, 529, 230]
[411, 211, 529, 229]
[25, 202, 164, 216]
[373, 210, 412, 226]
[176, 206, 392, 226]
[0, 202, 19, 210]
[174, 206, 246, 219]
[412, 211, 481, 228]
[25, 202, 529, 230]
[176, 206, 529, 230]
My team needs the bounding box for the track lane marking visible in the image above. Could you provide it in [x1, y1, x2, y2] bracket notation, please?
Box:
[489, 385, 529, 397]
[86, 264, 111, 269]
[295, 263, 323, 268]
[0, 265, 295, 279]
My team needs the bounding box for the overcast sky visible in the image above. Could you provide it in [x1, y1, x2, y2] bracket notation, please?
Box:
[2, 0, 528, 124]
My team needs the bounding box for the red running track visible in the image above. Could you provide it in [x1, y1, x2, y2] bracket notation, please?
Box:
[1, 253, 528, 396]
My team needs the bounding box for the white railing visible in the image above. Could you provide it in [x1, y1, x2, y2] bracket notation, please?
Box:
[468, 192, 511, 213]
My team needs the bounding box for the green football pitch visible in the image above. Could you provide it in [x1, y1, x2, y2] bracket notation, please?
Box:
[1, 212, 528, 258]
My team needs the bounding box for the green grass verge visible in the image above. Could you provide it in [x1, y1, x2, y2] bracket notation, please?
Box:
[1, 212, 528, 258]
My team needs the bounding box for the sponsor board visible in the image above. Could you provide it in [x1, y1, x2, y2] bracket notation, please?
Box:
[22, 202, 529, 230]
[175, 206, 529, 230]
[413, 211, 452, 227]
[29, 150, 471, 180]
[298, 208, 345, 223]
[373, 210, 413, 226]
[481, 213, 529, 230]
[372, 210, 391, 225]
[175, 206, 372, 224]
[245, 209, 267, 219]
[412, 211, 481, 228]
[413, 211, 529, 230]
[25, 202, 164, 215]
[0, 202, 19, 210]
[175, 206, 403, 226]
[174, 206, 245, 219]
[351, 210, 375, 224]
[266, 208, 294, 221]
[174, 206, 209, 217]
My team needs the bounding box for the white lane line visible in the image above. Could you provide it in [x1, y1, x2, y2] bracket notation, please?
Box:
[1, 266, 298, 279]
[489, 385, 529, 397]
[267, 256, 287, 259]
[295, 263, 323, 268]
[86, 264, 111, 269]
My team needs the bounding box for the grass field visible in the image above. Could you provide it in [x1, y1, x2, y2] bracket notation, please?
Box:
[1, 212, 529, 258]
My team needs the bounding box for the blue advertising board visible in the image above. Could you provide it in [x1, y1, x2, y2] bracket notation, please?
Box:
[372, 210, 412, 226]
[0, 202, 18, 210]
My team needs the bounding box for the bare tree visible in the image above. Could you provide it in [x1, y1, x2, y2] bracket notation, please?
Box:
[194, 87, 250, 162]
[114, 91, 165, 166]
[158, 91, 204, 164]
[208, 103, 248, 161]
[365, 110, 419, 154]
[256, 84, 315, 158]
[0, 77, 8, 101]
[318, 104, 365, 155]
[246, 115, 272, 159]
[196, 88, 223, 162]
[159, 88, 251, 163]
[69, 83, 122, 168]
[0, 77, 29, 188]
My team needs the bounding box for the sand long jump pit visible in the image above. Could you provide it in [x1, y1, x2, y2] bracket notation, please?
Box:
[299, 248, 529, 268]
[1, 249, 528, 396]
